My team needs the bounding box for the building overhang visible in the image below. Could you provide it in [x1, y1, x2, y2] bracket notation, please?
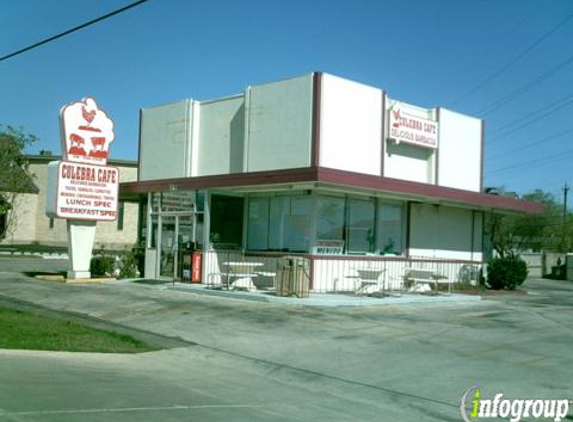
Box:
[120, 166, 544, 214]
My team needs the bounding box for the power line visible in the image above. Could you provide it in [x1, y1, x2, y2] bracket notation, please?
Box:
[487, 95, 573, 144]
[486, 148, 573, 175]
[451, 10, 573, 106]
[476, 52, 573, 115]
[489, 129, 573, 161]
[0, 0, 153, 63]
[489, 91, 573, 136]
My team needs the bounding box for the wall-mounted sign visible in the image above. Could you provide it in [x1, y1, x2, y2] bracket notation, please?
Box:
[388, 106, 438, 149]
[46, 161, 119, 221]
[312, 240, 345, 255]
[60, 97, 115, 165]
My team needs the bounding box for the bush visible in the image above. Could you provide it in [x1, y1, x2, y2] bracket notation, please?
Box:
[487, 255, 528, 290]
[118, 243, 145, 279]
[90, 255, 115, 277]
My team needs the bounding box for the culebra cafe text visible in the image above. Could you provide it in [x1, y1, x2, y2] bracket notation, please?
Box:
[54, 162, 119, 220]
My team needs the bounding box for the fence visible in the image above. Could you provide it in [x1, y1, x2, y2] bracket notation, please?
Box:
[200, 249, 482, 295]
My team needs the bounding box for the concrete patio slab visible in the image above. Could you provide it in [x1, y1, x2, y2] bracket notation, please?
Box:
[166, 282, 481, 307]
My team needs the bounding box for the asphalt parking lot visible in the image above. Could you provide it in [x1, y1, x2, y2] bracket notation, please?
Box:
[0, 257, 572, 421]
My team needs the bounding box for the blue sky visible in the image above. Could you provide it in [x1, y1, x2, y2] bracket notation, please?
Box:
[1, 0, 572, 198]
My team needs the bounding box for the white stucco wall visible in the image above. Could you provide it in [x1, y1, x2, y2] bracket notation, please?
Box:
[198, 96, 245, 175]
[437, 108, 482, 192]
[135, 74, 484, 191]
[409, 203, 482, 261]
[319, 73, 382, 175]
[384, 100, 437, 183]
[139, 100, 192, 181]
[246, 74, 313, 172]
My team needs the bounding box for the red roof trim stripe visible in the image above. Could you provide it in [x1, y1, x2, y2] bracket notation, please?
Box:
[120, 166, 543, 214]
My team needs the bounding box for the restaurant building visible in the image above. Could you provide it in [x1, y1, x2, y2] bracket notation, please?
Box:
[121, 72, 541, 292]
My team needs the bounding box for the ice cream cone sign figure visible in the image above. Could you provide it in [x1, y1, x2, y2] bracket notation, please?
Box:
[60, 97, 114, 165]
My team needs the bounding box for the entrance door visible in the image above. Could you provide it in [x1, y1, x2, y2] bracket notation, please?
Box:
[158, 214, 195, 280]
[159, 215, 177, 278]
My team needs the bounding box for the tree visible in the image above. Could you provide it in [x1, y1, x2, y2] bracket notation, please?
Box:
[0, 126, 38, 239]
[485, 189, 570, 257]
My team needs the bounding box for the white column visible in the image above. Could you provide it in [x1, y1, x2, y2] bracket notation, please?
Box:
[67, 219, 97, 279]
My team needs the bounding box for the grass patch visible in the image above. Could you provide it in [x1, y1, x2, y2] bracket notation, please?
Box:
[0, 306, 159, 353]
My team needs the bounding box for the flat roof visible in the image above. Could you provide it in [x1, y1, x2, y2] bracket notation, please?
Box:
[120, 166, 543, 214]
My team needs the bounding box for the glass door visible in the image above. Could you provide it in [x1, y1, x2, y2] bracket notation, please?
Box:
[177, 214, 194, 281]
[158, 214, 195, 280]
[159, 215, 177, 278]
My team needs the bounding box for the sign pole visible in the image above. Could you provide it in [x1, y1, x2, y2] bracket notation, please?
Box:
[45, 96, 119, 281]
[66, 220, 97, 279]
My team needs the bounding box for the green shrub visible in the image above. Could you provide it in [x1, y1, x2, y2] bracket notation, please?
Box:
[118, 243, 145, 279]
[119, 250, 138, 279]
[90, 255, 115, 277]
[487, 255, 528, 290]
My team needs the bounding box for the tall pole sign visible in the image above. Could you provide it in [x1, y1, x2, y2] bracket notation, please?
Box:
[46, 97, 120, 279]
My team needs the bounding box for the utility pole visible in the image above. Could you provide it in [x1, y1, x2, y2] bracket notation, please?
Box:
[564, 183, 570, 224]
[562, 183, 570, 253]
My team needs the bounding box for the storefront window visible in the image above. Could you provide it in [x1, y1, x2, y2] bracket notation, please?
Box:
[151, 192, 161, 213]
[247, 197, 269, 250]
[247, 194, 312, 252]
[347, 198, 375, 254]
[377, 202, 403, 255]
[269, 196, 289, 250]
[196, 190, 206, 212]
[284, 196, 312, 252]
[210, 195, 244, 249]
[150, 214, 159, 248]
[316, 196, 345, 241]
[195, 213, 204, 250]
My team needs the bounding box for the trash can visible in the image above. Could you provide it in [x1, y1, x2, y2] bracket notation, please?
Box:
[276, 256, 310, 298]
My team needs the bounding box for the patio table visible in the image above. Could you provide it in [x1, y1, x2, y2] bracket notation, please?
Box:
[223, 262, 264, 290]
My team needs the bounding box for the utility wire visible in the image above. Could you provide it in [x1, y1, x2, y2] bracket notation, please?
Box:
[488, 97, 573, 144]
[489, 91, 573, 135]
[489, 129, 573, 161]
[476, 52, 573, 115]
[451, 10, 573, 106]
[486, 148, 573, 175]
[0, 0, 153, 63]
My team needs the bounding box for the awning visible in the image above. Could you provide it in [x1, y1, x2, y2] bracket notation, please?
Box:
[120, 166, 543, 214]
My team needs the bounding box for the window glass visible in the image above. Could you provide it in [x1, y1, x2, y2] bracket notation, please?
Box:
[377, 202, 403, 255]
[316, 196, 344, 241]
[151, 192, 161, 213]
[196, 190, 206, 212]
[347, 198, 375, 254]
[150, 214, 159, 248]
[247, 197, 269, 250]
[195, 213, 204, 250]
[285, 196, 312, 252]
[247, 194, 313, 252]
[210, 195, 244, 249]
[117, 201, 125, 231]
[269, 196, 289, 250]
[139, 198, 148, 245]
